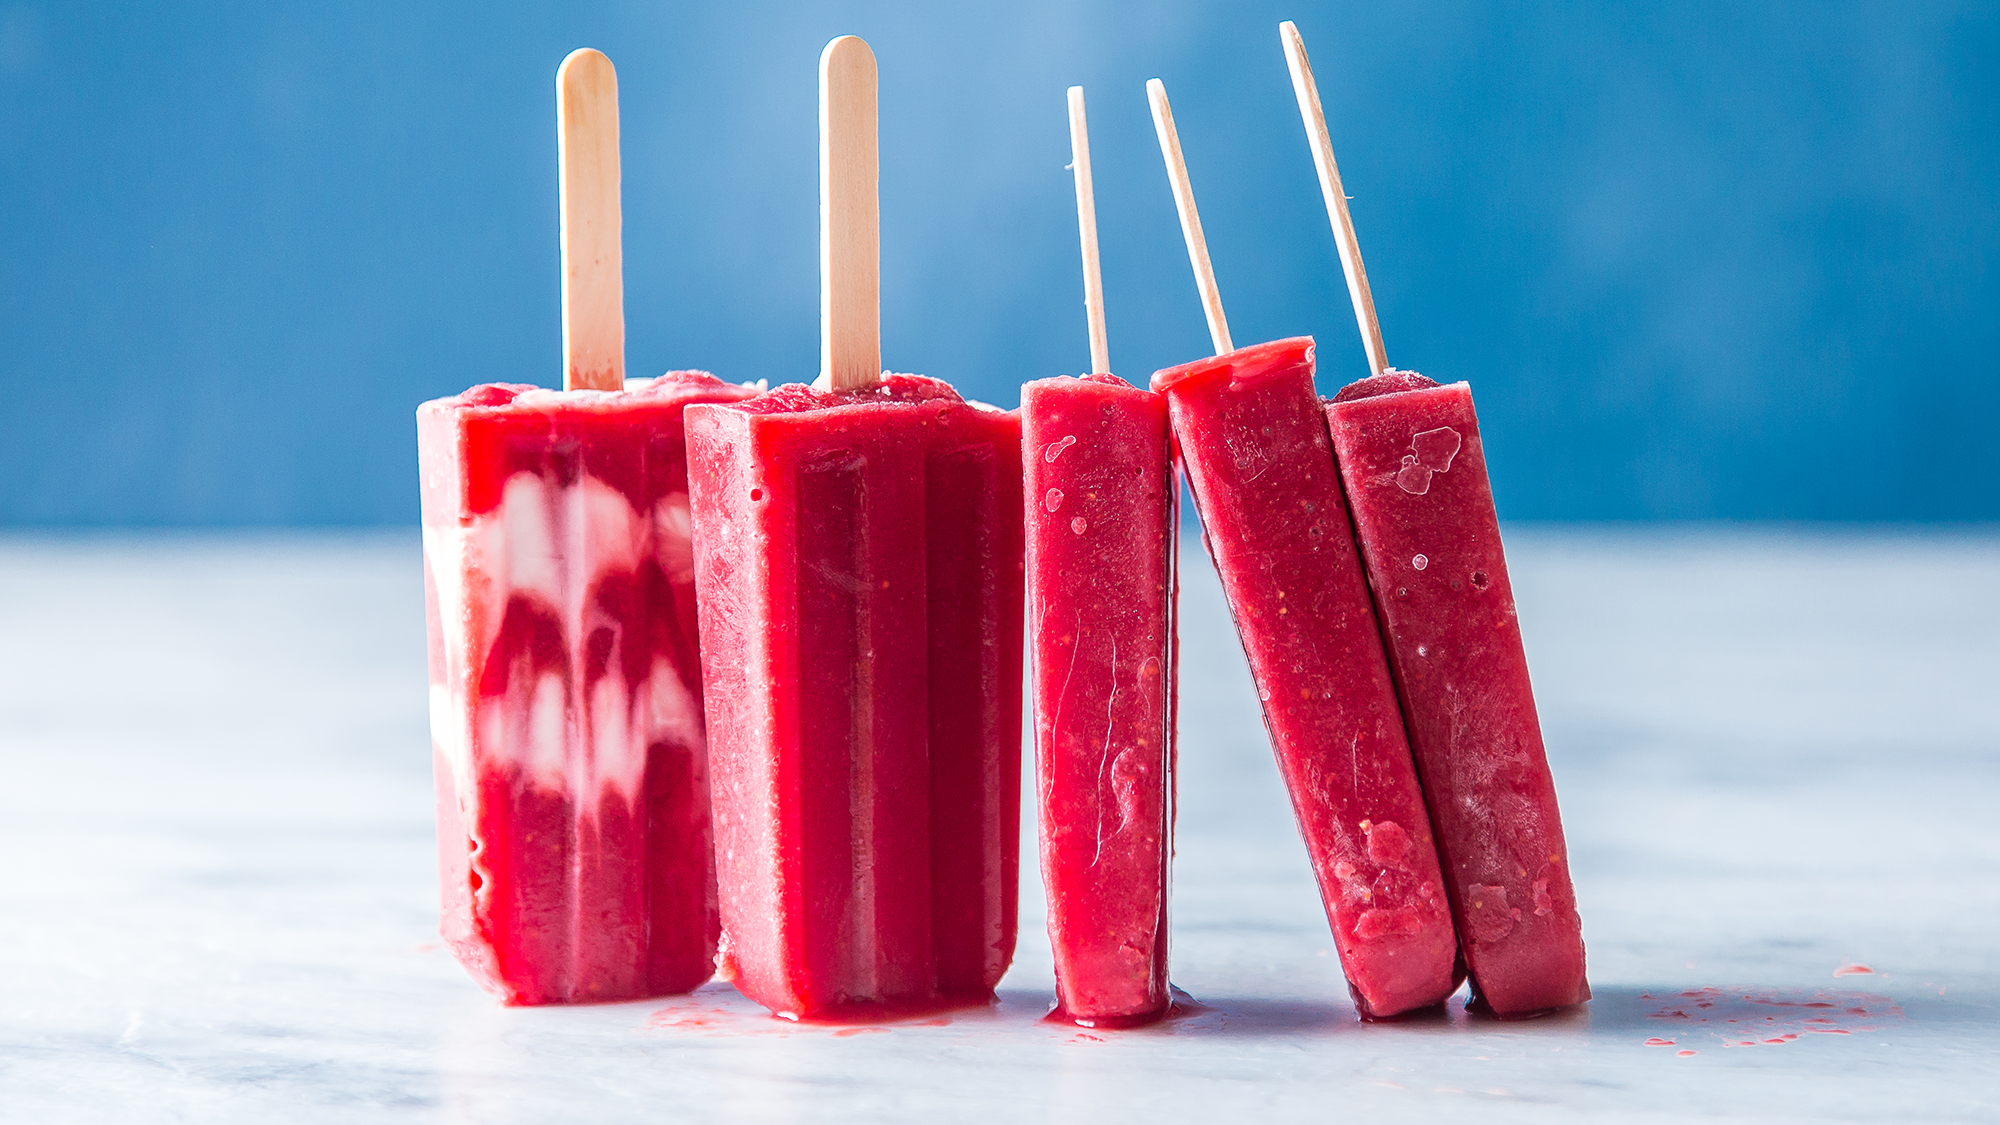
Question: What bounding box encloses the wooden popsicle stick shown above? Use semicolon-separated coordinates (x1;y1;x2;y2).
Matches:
1280;21;1389;378
557;48;625;392
1147;79;1233;357
1067;86;1111;377
821;36;881;392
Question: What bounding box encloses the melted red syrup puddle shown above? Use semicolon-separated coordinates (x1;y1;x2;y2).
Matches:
1361;993;1457;1024
1465;994;1587;1022
1645;986;1902;1049
645;1006;769;1034
1044;986;1205;1030
786;995;989;1026
645;991;980;1036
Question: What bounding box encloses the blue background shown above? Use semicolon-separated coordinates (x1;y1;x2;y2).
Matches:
2;1;1994;525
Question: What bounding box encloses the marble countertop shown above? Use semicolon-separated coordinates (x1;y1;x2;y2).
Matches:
2;527;1995;1122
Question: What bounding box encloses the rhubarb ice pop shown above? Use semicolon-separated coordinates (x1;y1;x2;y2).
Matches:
1144;80;1458;1018
1025;87;1175;1028
1325;376;1585;1016
1025;374;1174;1026
684;36;1024;1021
1284;20;1587;1016
417;49;751;1005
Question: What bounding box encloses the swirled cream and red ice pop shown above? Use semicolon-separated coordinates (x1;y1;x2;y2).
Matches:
420;374;752;1004
418;50;745;1004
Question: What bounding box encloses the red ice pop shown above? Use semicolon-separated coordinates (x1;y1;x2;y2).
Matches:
1144;80;1459;1018
417;50;750;1004
1025;375;1175;1026
1283;20;1587;1016
1024;86;1177;1029
686;37;1024;1021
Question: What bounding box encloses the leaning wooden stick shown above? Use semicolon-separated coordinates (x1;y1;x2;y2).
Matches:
1280;21;1388;378
1068;86;1111;376
820;35;881;391
1146;79;1232;356
557;48;625;392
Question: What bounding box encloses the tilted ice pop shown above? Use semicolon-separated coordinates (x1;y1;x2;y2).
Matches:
1282;21;1587;1017
1143;80;1459;1019
1023;86;1176;1028
686;37;1024;1021
419;51;750;1004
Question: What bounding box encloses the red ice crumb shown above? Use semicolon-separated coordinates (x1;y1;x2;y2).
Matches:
1464;884;1516;943
1365;820;1411;864
1833;963;1875;977
1676;1050;1697;1057
1356;906;1427;939
1645;1038;1675;1046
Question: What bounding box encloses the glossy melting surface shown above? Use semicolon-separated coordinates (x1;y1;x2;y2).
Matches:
686;375;1025;1021
1023;373;1176;1026
1151;339;1460;1019
1325;376;1589;1017
416;371;754;1004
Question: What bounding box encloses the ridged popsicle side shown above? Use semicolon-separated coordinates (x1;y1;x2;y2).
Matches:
687;376;1022;1021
